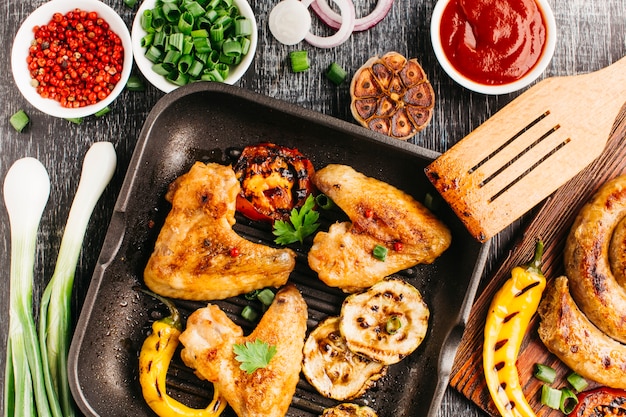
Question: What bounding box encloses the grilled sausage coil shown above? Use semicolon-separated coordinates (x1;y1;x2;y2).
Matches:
564;174;626;344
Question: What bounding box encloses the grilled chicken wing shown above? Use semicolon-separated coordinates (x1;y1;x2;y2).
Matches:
144;162;296;301
179;285;308;417
308;164;451;292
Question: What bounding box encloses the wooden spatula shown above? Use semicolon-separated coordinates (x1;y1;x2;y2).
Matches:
425;56;626;242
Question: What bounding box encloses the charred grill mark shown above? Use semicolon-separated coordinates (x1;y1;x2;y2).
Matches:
503;311;519;323
494;361;505;371
494;339;508;351
515;281;540;297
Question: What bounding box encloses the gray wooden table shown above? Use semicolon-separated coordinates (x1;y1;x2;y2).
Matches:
1;0;625;416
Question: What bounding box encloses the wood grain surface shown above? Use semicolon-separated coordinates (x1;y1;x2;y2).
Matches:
1;0;625;416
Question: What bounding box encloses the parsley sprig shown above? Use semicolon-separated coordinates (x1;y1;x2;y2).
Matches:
272;194;320;245
233;339;277;374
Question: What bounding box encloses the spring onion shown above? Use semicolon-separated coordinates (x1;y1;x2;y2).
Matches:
566;372;588;392
533;363;557;384
124;0;138;8
325;62;347;85
126;75;146;91
289;50;310;72
65;117;84;125
257;289;275;307
10;110;30;132
94;106;111;117
560;387;579;414
541;385;562;410
140;0;253;85
4;157;61;417
386;316;402;334
373;244;388;261
38;142;116;417
241;305;259;322
315;193;335;210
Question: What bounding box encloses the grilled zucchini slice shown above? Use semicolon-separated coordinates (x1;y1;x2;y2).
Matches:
321;403;378;417
340;278;429;365
302;317;387;400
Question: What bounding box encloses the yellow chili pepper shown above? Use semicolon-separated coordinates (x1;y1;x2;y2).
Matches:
483;239;546;417
139;291;227;417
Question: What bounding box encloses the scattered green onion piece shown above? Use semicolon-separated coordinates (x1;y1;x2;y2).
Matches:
234;17;252;36
257;289;275;307
386;316;402;334
145;45;164;63
244;289;261;300
94;106;111;117
10;110;30;132
566;372;589;392
124;0;138;8
141;9;154;31
177;54;194;73
241;305;259;322
373;245;388;261
326;62;347;85
162;2;181;22
424;192;442;211
560;388;579;414
167;71;190;86
315;194;335;210
533;363;557;384
178;11;194;34
141;33;154;48
152;62;175;76
541;385;562;410
65;117;84;124
290;50;310;73
168;32;184;51
186;1;206;17
126;75;146;91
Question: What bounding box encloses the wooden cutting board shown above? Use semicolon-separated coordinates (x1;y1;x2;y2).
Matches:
450;103;626;417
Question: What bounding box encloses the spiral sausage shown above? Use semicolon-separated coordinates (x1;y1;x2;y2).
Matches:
538;276;626;389
564;174;626;344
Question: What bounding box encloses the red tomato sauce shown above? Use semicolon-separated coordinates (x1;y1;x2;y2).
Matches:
439;0;547;86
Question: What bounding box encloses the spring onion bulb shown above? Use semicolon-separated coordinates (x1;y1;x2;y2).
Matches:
38;142;117;417
3;158;60;417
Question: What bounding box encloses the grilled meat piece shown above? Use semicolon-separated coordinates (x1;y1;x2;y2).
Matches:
308;164;451;292
179;285;308;417
144;162;296;301
538;276;626;389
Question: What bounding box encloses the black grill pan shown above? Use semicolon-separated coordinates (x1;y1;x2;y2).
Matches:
68;82;490;417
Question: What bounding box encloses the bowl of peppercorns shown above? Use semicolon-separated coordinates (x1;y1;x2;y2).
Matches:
11;0;133;118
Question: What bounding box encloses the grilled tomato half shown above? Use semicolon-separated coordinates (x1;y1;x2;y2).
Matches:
350;51;435;140
234;143;315;222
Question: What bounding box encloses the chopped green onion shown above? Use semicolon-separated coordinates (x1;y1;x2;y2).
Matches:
373;245;388;261
257;289;275;307
145;45;164;63
126;74;146;91
315;193;335;210
162;2;181;22
94;106;111;117
290;50;310;73
141;33;154;48
141;9;154;31
424;192;442;211
386;316;402;334
244;289;261;300
325;62;347;85
234;17;252;36
177;54;194;73
533;363;557;384
186;1;206;17
560;387;579;414
10;110;30;132
241;305;259;322
167;71;189;86
168;32;184;51
541;385;561;410
178;11;194;34
566;372;588;392
124;0;138;8
65;117;84;124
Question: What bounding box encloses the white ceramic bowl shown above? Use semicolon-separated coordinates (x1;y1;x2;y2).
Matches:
11;0;133;118
131;0;257;93
430;0;557;95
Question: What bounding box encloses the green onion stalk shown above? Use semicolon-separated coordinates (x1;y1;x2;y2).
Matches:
3;158;60;417
38;142;117;417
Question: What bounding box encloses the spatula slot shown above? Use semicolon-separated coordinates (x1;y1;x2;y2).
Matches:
488;136;571;202
468;111;550;174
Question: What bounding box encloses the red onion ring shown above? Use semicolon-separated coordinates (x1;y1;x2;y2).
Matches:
310;0;394;32
301;0;356;48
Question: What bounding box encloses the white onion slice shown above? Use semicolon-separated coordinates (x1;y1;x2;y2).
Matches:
302;0;356;48
269;0;312;45
311;0;394;32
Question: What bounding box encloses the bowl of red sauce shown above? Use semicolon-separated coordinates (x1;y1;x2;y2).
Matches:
431;0;556;95
11;0;133;118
